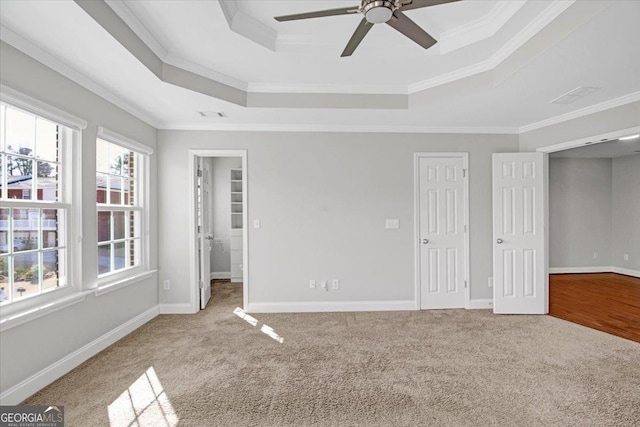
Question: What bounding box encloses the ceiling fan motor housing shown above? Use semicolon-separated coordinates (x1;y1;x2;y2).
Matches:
362;0;395;23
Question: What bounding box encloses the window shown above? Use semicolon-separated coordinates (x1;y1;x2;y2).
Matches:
96;129;150;279
0;102;73;305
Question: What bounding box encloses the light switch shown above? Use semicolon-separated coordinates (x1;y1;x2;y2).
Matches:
385;219;400;229
253;219;260;229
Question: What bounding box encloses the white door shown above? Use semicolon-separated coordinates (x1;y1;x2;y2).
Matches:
197;158;212;309
492;153;547;314
418;156;467;309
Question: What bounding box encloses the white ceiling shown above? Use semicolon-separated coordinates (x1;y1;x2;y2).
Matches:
1;0;639;131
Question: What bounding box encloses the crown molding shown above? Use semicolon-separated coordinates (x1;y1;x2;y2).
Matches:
219;0;277;51
164;54;248;92
0;25;160;127
247;82;407;95
408;0;575;94
438;0;526;54
519;91;640;134
157;122;518;134
105;0;168;60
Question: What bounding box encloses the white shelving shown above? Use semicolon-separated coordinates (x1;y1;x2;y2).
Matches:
230;168;243;282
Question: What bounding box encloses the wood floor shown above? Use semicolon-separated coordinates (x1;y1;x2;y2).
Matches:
549;273;640;343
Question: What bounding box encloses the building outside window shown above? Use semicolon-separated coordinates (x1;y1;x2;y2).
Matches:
96;132;149;279
0;102;71;305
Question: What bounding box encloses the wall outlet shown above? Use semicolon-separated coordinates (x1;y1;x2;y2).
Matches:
320;280;328;291
624;253;629;261
488;277;493;288
593;252;599;259
309;279;316;289
332;279;340;290
253;219;260;229
163;280;170;290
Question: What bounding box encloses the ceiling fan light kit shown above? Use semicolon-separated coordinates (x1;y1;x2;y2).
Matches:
274;0;462;57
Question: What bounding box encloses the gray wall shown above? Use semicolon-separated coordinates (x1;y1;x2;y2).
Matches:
519;101;640;152
549;158;612;268
208;157;242;274
0;42;158;392
612;154;640;271
158;131;519;307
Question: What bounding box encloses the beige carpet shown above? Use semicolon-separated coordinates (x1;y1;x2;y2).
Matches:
24;282;640;426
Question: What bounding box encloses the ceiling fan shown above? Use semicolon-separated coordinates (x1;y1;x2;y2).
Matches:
274;0;462;57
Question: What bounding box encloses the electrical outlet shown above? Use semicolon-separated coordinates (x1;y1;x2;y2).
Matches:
332;279;340;290
163;280;170;290
593;252;599;259
309;280;316;289
320;280;328;291
253;219;260;229
624;253;629;261
385;219;399;229
488;277;493;288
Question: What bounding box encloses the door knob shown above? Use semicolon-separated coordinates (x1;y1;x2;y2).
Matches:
205;235;215;241
422;239;429;244
496;238;503;244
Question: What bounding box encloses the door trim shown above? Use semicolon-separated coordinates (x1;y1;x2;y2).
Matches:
188;149;249;313
414;152;470;310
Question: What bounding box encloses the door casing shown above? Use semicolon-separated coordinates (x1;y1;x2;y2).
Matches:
188;149;248;313
414;152;470;310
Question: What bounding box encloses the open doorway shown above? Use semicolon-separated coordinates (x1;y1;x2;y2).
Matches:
543;131;640;341
189;150;248;313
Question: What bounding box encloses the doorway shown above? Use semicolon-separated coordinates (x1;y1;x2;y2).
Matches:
414;152;470;309
189;150;248;312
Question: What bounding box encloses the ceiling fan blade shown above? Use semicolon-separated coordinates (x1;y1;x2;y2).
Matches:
400;0;462;12
341;18;374;57
386;11;437;50
275;6;359;22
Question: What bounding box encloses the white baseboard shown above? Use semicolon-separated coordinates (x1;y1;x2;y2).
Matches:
0;305;159;406
210;272;230;280
159;303;196;314
467;299;493;309
612;266;640;278
549;266;612;274
247;300;416;313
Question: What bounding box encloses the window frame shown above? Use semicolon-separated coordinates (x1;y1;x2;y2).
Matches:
0;84;85;318
95;127;152;288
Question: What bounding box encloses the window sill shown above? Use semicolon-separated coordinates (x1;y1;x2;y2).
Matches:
95;269;157;297
0;290;92;332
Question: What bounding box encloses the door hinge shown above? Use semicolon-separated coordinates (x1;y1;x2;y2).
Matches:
197;225;201;233
197;169;202;177
464;280;467;288
199;280;204;289
463;169;467;178
464;225;467;233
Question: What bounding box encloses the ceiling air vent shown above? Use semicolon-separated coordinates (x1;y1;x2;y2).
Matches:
551;86;599;104
199;111;227;118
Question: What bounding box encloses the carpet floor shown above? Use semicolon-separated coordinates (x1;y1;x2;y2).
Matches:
24;282;640;426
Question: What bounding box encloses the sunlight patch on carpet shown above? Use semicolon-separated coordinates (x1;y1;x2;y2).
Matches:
261;324;284;343
108;366;178;427
233;307;258;326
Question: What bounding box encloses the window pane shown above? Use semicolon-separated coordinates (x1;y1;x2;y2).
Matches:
98;211;111;242
97;173;107;203
13;252;40;300
36;161;58;201
43;249;61;291
35;119;58;161
109;145;128;176
110;177;122;204
0;208;7;254
97;138;110;173
98;244;111;275
42;209;63;248
127;179;135;205
12;208;39;251
0;256;8;303
114;241;126;271
5;107;35;156
0;104;5;151
7;157;34;197
114;211;125;240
